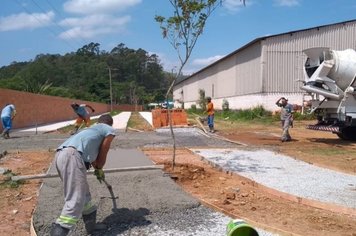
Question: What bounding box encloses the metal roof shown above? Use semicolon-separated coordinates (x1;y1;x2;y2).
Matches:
175;19;356;86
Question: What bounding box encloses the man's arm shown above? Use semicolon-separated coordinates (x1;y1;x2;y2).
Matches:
275;98;282;106
92;135;115;169
86;104;95;112
11;108;16;120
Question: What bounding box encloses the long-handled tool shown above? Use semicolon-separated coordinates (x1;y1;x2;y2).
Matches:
102;179;118;210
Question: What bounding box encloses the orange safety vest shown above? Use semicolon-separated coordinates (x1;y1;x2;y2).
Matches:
207;102;214;115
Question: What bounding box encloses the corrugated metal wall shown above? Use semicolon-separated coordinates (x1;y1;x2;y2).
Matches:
173;42;262;103
234;42;262;95
263;21;356;93
174;20;356;108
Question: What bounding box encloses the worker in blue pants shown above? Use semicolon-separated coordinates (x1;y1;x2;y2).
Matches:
1;103;16;139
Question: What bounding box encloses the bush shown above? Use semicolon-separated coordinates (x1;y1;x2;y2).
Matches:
292;111;316;120
216;105;272;121
222;99;229;111
198;89;206;109
190;104;197;112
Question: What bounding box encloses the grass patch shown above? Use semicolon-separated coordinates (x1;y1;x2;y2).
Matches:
186;105;317;130
307;148;356;156
1;170;23;188
127;112;153;131
187;105;316;124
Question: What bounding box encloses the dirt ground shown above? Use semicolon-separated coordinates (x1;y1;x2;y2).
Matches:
1;116;356;235
143;148;356;236
0;151;53;236
142;118;356;236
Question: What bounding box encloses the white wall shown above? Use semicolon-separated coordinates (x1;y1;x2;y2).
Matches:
179;93;304;112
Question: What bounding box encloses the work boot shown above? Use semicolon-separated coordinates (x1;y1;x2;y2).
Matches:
82;210;107;234
1;129;8;139
1;130;10;139
50;223;70;236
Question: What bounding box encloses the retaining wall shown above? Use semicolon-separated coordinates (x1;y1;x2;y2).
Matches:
0;88;141;131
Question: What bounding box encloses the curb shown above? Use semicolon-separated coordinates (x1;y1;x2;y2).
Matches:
199;198;301;236
30;216;37;236
200;156;356;217
187;130;356;217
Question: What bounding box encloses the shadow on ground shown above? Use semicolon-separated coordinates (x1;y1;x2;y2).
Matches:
87;208;151;236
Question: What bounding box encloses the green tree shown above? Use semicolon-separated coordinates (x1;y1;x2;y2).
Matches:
0;42;169;104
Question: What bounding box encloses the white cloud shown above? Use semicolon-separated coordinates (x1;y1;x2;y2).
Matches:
274;0;300;7
0;11;54;31
63;0;142;15
60;14;130;28
192;55;225;67
223;0;246;12
59;14;130;39
152;52;225;76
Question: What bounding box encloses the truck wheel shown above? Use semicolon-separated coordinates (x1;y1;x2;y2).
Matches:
337;127;356;140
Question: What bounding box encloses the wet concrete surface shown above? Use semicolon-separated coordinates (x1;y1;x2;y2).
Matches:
1;128;253;236
34;169;217;235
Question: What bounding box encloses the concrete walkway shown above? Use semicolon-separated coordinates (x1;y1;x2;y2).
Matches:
190;148;356;211
139;111;153;126
112;112;131;130
25;117;275;235
18;115;102;132
17;112;132;132
35;147;275;236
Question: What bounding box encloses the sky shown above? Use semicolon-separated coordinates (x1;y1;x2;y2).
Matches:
1;0;356;75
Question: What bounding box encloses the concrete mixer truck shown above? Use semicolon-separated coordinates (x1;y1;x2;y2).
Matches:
301;47;356;140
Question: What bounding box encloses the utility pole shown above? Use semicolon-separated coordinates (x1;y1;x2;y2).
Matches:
108;67;113;112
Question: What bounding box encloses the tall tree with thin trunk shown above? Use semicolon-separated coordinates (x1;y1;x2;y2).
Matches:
155;0;245;169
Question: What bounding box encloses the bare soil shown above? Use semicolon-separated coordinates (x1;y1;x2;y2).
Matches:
142;117;356;236
143;148;356;236
0;151;53;236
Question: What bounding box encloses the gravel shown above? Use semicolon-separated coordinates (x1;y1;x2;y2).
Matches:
191;148;356;209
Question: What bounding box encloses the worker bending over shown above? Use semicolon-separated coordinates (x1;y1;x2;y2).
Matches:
70;102;95;134
50;114;115;236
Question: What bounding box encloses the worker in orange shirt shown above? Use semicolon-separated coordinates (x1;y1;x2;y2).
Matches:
206;97;215;133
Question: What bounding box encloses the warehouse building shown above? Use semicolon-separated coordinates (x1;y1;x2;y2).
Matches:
173;19;356;111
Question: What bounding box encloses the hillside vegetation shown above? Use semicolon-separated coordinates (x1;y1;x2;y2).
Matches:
0;42;173;105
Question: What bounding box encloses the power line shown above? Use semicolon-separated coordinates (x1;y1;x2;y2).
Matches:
29;0;85;49
44;0;88;46
13;0;78;52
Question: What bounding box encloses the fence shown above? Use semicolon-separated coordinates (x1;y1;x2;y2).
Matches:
0;88;142;131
